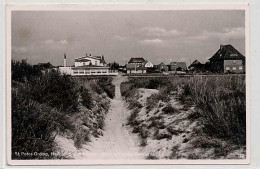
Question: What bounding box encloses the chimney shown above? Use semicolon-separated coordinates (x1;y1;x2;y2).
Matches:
64;53;67;67
90;54;92;57
220;44;223;50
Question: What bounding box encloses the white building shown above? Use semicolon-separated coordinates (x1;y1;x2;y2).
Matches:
143;60;154;68
74;54;106;67
59;53;118;76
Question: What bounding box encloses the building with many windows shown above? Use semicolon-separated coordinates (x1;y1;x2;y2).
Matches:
59;53;118;76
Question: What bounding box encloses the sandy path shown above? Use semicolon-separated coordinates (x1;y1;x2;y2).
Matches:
84;75;144;159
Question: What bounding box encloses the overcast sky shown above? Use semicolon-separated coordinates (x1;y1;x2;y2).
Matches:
12;10;245;66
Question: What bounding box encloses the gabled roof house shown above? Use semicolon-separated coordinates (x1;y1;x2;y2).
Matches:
128;57;146;66
209;44;245;73
188;60;203;71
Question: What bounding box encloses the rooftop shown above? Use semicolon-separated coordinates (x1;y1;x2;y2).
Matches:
209;44;245;61
128;57;146;63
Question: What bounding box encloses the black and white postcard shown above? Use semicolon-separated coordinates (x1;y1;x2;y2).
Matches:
6;4;250;165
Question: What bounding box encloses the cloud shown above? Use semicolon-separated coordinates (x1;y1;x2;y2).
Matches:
12;46;28;53
222;27;245;39
113;35;127;41
189;27;245;41
43;39;54;44
138;27;185;37
59;40;68;44
139;39;163;45
42;39;68;45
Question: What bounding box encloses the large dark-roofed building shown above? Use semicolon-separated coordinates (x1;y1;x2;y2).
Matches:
209;44;245;73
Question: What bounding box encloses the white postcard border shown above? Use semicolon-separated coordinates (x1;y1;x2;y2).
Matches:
5;4;250;165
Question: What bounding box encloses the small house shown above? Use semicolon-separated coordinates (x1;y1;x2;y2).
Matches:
143;60;154;68
155;62;169;73
188;60;204;72
169;62;187;74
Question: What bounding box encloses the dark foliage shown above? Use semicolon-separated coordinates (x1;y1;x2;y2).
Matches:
127;109;139;126
91;77;115;98
12;89;72;159
12;60;42;82
28;70;79;112
146;154;159;160
79;86;93;109
162;104;179;114
11;60;113;159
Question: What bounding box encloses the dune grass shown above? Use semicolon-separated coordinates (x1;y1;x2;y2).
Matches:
11;60;115;159
121;75;246;145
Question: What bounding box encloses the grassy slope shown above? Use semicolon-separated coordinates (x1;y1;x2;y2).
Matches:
11;60;115;159
121;76;246;159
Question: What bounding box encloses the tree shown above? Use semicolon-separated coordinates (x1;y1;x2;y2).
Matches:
109;61;119;70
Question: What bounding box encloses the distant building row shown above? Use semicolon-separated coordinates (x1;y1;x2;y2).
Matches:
58;44;245;76
126;44;245;74
126;58;187;74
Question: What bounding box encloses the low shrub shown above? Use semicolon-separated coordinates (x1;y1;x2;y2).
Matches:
74;127;91;149
148;118;164;129
155;132;172;140
127;109;139;126
97;118;105;130
91;83;103;95
139;127;149;139
169;145;180;159
187;153;200;159
146;93;170;111
191;137;223;149
128;100;143;110
79;86;93;109
140;138;147;147
120;82;134;98
146;154;159;160
98;77;115;98
166;127;183;135
162;104;179;114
